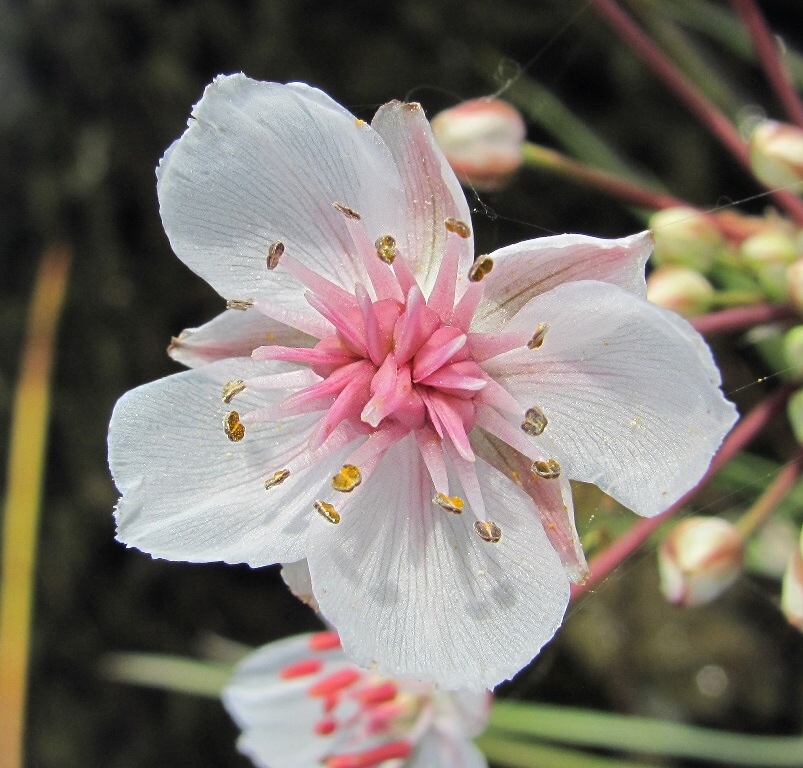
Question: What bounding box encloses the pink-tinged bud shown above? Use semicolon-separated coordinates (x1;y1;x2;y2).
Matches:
431;98;526;191
646;266;714;317
783;327;803;383
658;517;744;606
649;207;724;271
749;120;803;191
786;258;803;311
781;545;803;631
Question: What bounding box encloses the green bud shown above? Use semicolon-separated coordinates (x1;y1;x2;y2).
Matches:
646;266;714;317
650;207;724;271
749;120;803;191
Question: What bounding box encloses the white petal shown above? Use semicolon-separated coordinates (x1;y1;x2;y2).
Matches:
410;730;488;768
306;434;570;690
281;560;319;611
472;430;588;584
109;358;351;565
157;75;406;306
483;280;738;517
372;101;474;294
222;634;353;768
168;308;315;368
473;231;653;331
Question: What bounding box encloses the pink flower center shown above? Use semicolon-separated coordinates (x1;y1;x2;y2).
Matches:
226;206;551;537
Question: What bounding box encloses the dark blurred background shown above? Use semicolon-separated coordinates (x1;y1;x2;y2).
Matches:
2;0;803;765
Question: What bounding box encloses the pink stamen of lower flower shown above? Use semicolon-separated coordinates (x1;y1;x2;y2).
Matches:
280;658;324;679
393;287;440;365
309;631;342;652
279;252;359;312
447;445;487;521
390;246;420;297
423;390;475;461
314;717;338;736
354;681;399;707
252;342;358;372
450;281;484;330
306;291;368;357
411;326;467;381
475;403;549;462
325;740;413;768
308;668;363;698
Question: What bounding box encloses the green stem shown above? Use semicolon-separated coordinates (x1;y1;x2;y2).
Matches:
477;733;656;768
487;701;803;766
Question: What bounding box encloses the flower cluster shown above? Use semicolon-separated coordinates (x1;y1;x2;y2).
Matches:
108;75;735;697
222;631;490;768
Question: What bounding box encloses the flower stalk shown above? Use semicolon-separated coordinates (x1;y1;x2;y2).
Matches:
589;0;803;224
730;0;803;129
691;303;799;336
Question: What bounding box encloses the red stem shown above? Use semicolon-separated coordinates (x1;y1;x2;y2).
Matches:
588;0;803;225
730;0;803;129
691;303;799;335
572;385;794;598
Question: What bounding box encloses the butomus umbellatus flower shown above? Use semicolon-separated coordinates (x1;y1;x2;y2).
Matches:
222;631;490;768
108;75;737;689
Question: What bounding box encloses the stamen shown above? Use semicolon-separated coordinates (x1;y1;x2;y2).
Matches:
415;427;450;492
521;406;548;436
315;717;337;736
332;464;362;492
333;201;361;220
446;444;487;519
266;240;284;270
309;631;341;651
309;668;362;697
265;468;291;489
527;323;550;349
280;658;323;679
468;331;528;363
325;740;413;768
221;379;245;404
444;217;471;238
375;235;397;264
468;255;494;282
474;520;502;543
314;500;341;524
450;282;484;330
226;299;254;311
532;458;561;479
476;404;547;459
355;681;398;706
223;411;245;442
433;492;464;514
426;233;461;321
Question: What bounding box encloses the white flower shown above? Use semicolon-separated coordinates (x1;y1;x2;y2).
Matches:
222;631;490;768
108;75;737;689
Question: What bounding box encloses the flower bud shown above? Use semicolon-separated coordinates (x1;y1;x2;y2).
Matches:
431;98;526;191
780;545;803;631
649;207;724;271
646;266;714;317
658;517;744;606
786;387;803;445
749;120;803;191
740;229;799;301
783;326;803;382
786;258;803;312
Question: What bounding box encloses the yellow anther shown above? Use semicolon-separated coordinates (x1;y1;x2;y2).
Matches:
375;234;398;264
223;411;245;442
354;118;366;127
468;255;494;282
333;201;361;220
521;406;548;436
226;299;254;311
332;464;362;493
433;492;464;514
527;323;550;350
314;500;341;524
267;240;284;270
222;380;246;404
444;217;471;238
265;468;290;490
474;520;502;543
532;458;561;479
